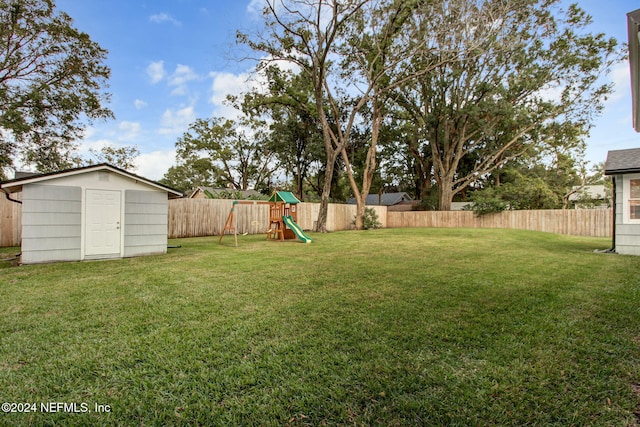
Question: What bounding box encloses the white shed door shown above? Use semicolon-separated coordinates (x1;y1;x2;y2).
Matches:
85;189;121;257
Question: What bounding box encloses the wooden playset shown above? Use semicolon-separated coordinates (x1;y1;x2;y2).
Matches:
219;191;312;246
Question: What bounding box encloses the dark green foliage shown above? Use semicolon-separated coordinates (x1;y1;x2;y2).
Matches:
203;189;267;200
352;206;382;229
390;0;621;210
159;157;217;193
0;0;113;173
469;174;562;215
87;144;139;170
467;187;509;215
238;66;326;199
469;154;586;215
171;117;275;192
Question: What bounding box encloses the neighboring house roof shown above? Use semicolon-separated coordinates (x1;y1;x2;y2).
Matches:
604;148;640;175
189;187;262;199
347;192;413;206
568;185;608;201
0;163;183;198
269;191;301;204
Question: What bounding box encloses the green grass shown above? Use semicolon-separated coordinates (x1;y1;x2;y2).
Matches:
1;228;639;426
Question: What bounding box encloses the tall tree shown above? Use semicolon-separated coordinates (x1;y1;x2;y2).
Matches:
175;117;275;191
87;144;139;171
239;0;369;231
393;0;621;210
241;0;448;229
160;157;217;193
0;0;113;175
239;66;325;199
337;0;433;227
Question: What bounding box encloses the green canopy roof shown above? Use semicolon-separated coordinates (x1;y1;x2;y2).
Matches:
268;191;300;204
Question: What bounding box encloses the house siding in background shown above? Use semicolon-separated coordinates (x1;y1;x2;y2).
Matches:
605;148;640;256
612;173;640;255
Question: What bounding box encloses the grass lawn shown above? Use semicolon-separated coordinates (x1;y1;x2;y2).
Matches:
1;228;640;426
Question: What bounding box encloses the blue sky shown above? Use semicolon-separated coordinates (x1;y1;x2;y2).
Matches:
54;0;639;180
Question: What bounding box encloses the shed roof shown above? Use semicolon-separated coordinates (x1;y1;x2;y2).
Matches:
268;191;300;204
604;148;640;175
0;163;183;197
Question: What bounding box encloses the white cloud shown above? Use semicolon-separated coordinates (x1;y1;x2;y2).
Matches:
76;122;143;158
149;13;181;27
607;61;629;104
209;71;260;119
118;121;142;141
78;138;115;154
159;106;196;135
135;150;177;181
69;124;175;179
147;61;166;84
246;0;264;15
209;71;252;104
134;99;148;110
80;126;97;140
169;65;198;86
169;64;200;96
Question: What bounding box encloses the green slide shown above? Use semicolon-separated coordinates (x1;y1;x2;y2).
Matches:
282;215;312;243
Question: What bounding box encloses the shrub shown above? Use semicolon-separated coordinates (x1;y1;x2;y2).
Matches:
353;207;382;229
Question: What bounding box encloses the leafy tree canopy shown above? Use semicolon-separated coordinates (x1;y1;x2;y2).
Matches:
0;0;113;176
87;144;139;171
170;116;276;192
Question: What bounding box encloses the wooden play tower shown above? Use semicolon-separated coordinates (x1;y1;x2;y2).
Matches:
267;191;301;241
219;191;311;246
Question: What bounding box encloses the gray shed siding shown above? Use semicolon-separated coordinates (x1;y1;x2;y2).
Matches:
123;190;168;257
21;184;82;264
614;175;640;255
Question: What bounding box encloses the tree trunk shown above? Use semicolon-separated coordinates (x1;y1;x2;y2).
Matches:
344;98;380;230
437;174;454;211
315;152;337;232
355;200;366;230
316;189;330;232
295;162;303;200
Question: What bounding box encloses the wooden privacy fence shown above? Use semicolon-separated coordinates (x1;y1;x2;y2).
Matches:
0;193;21;247
386;208;613;238
166;199;610;239
167;199;387;238
0;195;612;246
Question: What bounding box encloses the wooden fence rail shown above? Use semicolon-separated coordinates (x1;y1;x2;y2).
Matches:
386;208;613;237
166;200;387;238
0;195;612;247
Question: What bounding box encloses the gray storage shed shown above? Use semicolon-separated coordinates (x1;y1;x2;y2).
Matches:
604;148;640;255
0;164;182;264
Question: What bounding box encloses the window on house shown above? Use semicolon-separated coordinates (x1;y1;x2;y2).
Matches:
631;178;640;220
